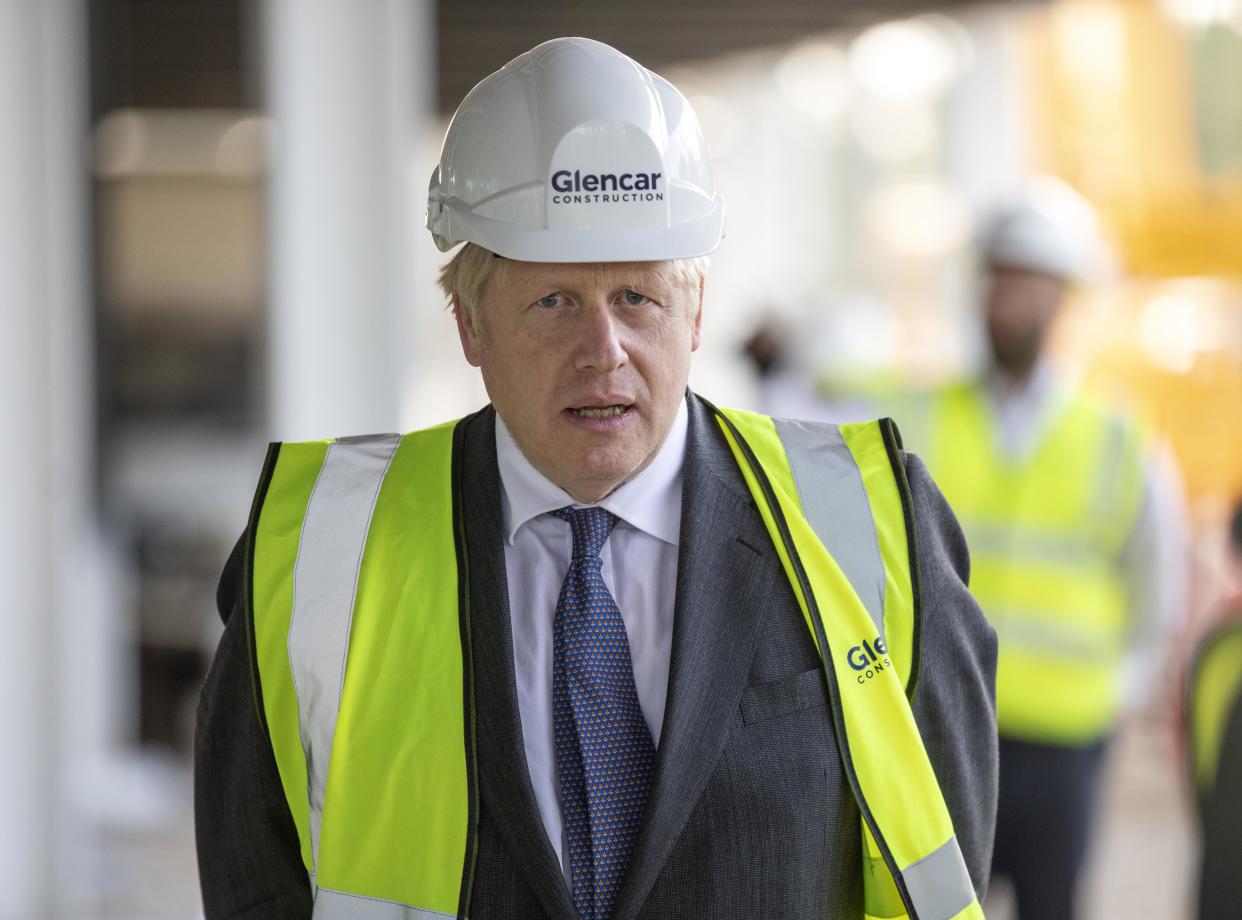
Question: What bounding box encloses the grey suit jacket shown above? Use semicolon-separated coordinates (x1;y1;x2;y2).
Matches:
196;392;998;919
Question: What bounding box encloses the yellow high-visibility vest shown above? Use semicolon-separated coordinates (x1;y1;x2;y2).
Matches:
247;406;982;920
924;382;1146;744
1187;619;1242;805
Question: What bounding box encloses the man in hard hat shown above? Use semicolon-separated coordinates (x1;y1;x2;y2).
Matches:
195;38;998;920
911;185;1187;920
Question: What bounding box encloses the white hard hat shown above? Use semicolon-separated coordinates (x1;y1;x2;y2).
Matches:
427;37;724;263
979;176;1103;282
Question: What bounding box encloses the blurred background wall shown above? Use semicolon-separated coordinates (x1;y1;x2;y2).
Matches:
3;0;1241;916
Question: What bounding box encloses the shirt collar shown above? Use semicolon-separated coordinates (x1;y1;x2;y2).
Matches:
984;357;1061;407
495;398;687;548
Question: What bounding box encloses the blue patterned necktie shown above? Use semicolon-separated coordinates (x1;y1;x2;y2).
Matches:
551;506;656;920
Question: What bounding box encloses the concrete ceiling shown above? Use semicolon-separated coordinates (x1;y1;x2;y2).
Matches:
89;0;1037;116
436;0;1029;112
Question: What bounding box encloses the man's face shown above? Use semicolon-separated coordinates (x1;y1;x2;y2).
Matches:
983;265;1065;380
455;259;703;503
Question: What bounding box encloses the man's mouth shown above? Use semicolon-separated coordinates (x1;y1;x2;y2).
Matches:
567;404;632;418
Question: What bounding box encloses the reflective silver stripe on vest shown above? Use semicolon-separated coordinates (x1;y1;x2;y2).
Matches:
314;886;459;919
900;834;975;920
289;434;402;865
1087;411;1128;534
773;417;886;636
959;520;1103;570
1089;411;1141;557
987;608;1115;661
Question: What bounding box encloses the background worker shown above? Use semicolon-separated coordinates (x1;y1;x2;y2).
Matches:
1185;500;1242;920
195;38;998;920
912;183;1188;920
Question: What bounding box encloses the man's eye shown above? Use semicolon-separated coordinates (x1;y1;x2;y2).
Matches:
537;293;565;309
622;290;650;306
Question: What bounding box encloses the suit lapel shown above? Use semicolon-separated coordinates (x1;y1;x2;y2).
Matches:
459;408;578;920
611;394;781;920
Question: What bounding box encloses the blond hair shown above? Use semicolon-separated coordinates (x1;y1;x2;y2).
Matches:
437;242;710;325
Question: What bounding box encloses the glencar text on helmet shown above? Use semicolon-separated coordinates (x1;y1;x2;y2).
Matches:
550;169;665;204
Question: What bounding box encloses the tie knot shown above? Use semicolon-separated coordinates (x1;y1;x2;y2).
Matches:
553;506;618;559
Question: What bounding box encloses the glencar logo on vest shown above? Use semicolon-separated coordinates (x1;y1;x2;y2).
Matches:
848;636;891;684
550;169;665;204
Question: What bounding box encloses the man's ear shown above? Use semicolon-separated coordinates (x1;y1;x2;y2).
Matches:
453;295;484;367
690;278;705;352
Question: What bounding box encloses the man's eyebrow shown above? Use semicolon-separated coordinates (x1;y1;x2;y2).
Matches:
617;275;675;290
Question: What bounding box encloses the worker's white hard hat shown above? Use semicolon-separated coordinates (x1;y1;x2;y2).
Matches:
979;177;1104;282
427;37;724;263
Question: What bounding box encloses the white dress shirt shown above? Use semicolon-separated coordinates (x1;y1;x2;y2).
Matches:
984;361;1065;460
494;400;686;875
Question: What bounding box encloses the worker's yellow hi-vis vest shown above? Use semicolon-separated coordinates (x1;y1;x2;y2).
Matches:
1187;620;1242;805
925;382;1146;744
246;406;981;920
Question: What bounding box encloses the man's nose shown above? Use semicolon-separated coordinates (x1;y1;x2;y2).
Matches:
574;302;627;372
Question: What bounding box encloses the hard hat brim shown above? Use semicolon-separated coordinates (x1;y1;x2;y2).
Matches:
431;198;725;263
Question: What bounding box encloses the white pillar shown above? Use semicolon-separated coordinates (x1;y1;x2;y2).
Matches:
0;1;91;917
263;0;428;441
